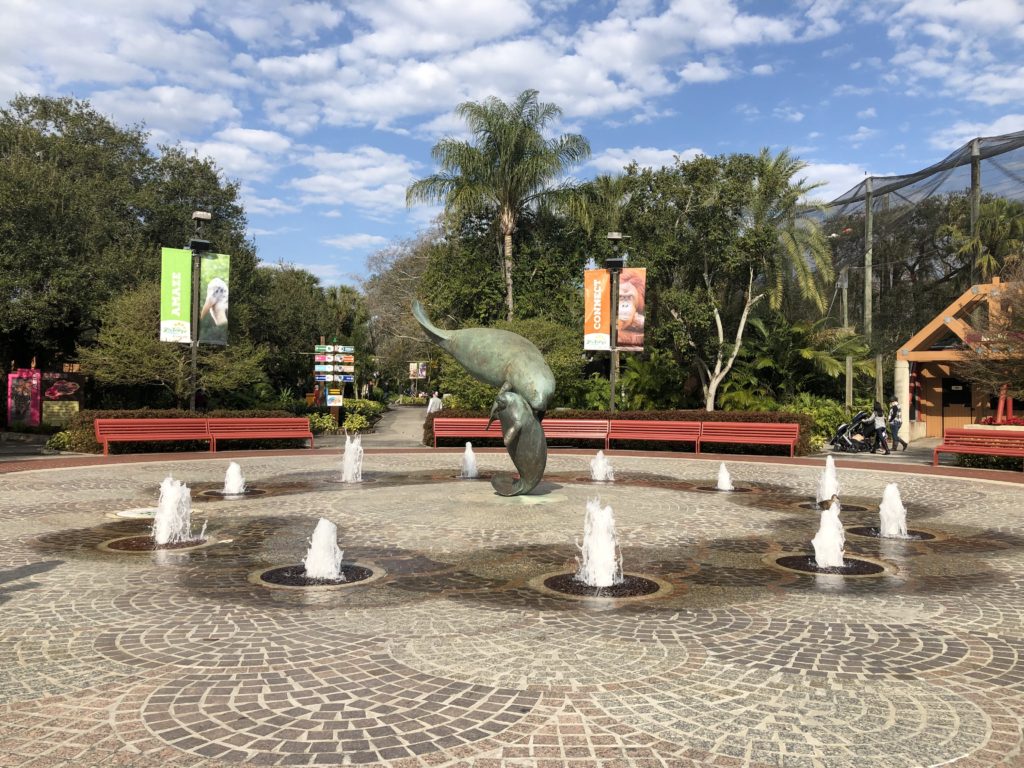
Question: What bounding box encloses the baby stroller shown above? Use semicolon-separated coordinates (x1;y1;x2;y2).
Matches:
829;411;874;452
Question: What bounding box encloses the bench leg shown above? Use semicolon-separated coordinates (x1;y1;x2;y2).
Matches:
211;439;217;453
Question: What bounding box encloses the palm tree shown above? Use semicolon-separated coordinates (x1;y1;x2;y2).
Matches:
406;89;590;319
745;148;834;312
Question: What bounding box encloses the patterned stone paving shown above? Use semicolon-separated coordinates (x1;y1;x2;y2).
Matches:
0;452;1022;767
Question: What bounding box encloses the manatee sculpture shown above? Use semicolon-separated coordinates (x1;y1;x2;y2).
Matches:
412;301;554;419
412;300;554;495
487;391;548;496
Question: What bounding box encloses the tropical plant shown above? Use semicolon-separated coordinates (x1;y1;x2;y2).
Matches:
406;89;590;319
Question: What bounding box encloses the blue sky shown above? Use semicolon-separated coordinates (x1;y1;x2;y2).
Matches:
4;0;1023;286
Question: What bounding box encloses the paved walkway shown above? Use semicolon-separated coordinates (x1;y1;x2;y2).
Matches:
0;415;1022;767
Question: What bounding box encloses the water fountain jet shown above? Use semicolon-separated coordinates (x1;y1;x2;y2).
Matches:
716;463;734;491
303;518;344;580
590;451;615;482
460;442;479;479
341;434;364;483
816;455;839;504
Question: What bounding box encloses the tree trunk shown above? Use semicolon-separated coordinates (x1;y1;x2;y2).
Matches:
503;230;515;320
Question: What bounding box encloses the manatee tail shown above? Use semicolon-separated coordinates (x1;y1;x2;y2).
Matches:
490;473;530;497
412;300;452;346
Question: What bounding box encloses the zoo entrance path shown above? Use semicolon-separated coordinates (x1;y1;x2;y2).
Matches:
0;411;1022;767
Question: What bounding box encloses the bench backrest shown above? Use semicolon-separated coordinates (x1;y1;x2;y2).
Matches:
433;418;495;436
543;419;609;438
608;419;700;439
94;418;209;439
700;421;799;441
942;428;1024;445
206;417;311;433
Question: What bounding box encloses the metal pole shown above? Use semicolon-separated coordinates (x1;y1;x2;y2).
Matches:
609;267;620;414
841;266;852;409
970;138;981;284
189;246;200;412
863;178;873;342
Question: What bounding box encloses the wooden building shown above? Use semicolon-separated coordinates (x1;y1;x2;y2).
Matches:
895;278;1014;439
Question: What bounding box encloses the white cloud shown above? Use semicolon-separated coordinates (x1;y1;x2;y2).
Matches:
857;107;877;118
679;59;731;83
846;125;878;145
588;146;703;173
243;194;300;216
88;86;240;135
323;233;389;250
773;106;805;122
292;146;418;214
801;162;873;203
929;114;1024;149
751;63;774;76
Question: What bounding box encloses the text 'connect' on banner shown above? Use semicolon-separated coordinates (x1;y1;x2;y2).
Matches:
583;269;610;350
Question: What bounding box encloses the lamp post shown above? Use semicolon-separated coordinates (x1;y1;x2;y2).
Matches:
605;232;629;414
188;211;212;412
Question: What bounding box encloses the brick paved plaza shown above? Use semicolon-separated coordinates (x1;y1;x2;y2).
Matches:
0;451;1021;767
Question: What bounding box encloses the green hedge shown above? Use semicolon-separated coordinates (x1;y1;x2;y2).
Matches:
60;408;300;454
425;408;815;456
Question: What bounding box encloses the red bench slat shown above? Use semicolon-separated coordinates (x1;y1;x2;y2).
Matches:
698;422;800;457
933;428;1024;466
94;418;211;456
543;419;609;445
607;420;700;450
207;418;314;451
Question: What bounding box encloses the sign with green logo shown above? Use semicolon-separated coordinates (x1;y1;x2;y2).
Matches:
160;248;192;343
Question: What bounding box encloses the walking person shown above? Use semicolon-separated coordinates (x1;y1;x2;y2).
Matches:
426;391;443;417
870;401;891;455
888;398;909;451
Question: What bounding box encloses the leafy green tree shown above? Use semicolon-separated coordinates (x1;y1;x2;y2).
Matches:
406;89;590;320
247;265;331;392
622;150;834;410
0;94;258;374
77;283;268;407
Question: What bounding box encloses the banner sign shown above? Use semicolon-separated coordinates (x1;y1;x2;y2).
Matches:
617;267;647;352
408;362;428;380
160;248;192;343
583;269;611;350
198;253;230;345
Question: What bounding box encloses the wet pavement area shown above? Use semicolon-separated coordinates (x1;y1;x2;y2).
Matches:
0;450;1022;767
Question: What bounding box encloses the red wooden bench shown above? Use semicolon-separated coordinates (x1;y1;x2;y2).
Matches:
207;417;314;451
933;428;1024;467
607;420;701;451
542;419;610;447
697;422;800;456
431;417;610;447
94;418;211;456
432;417;499;447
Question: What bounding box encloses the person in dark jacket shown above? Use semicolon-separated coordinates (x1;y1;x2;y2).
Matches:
870;401;891;455
887;398;908;451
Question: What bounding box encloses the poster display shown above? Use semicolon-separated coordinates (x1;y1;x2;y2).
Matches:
198;253;230;345
41;372;85;427
159;247;192;343
616;267;647;351
6;369;42;427
408;362;428;379
583;269;610;350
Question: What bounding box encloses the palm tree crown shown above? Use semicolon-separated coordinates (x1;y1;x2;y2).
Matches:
406;89;590;319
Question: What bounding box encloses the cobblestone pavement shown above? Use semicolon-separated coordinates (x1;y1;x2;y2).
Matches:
1;452;1022;768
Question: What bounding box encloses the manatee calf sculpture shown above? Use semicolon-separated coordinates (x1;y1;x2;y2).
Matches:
486;391;547;496
412;300;554;495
